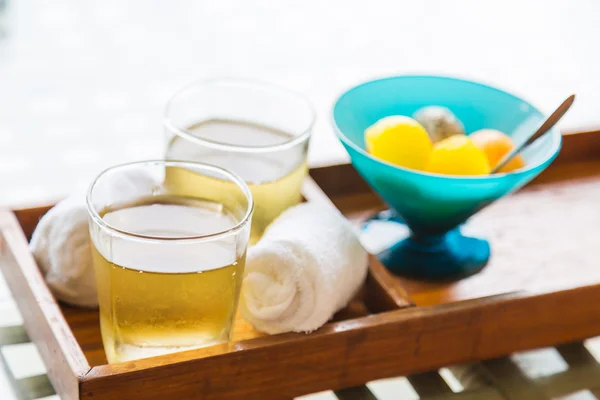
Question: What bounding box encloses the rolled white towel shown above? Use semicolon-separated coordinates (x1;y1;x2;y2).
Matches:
29;195;98;308
240;202;368;334
29;168;160;308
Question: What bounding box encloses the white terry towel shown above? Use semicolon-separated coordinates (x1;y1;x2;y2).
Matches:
240;202;369;334
29;168;159;308
30;195;98;308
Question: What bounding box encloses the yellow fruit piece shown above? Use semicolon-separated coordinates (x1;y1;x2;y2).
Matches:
426;135;491;176
365;116;432;170
470;129;525;173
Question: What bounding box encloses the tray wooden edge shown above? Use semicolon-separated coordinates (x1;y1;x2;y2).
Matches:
12;204;55;241
0;209;90;400
553;129;600;165
78;283;600;399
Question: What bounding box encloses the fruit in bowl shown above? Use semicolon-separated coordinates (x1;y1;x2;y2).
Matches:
426;135;490;175
470;129;525;173
364;116;432;171
414;105;465;143
364;111;525;176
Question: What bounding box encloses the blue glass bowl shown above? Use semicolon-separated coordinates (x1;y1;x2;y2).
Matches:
332;75;561;280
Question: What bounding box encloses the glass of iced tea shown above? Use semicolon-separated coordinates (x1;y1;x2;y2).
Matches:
86;160;253;363
164;78;315;244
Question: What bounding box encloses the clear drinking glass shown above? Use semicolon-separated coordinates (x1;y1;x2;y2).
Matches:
86;160;253;363
164;78;315;244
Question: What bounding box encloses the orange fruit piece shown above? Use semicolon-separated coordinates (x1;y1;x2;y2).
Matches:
470;129;525;173
365;116;433;171
425;135;490;176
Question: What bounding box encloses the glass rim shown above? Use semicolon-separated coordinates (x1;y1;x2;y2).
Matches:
86;160;254;243
163;77;316;154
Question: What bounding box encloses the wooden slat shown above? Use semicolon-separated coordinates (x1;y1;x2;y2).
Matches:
334;386;377;400
448;363;493;391
556;342;598;367
0;350;57;400
0;326;28;346
423;387;505;400
481;357;546;400
407;371;453;397
17;374;55;400
526;343;600;399
535;368;600;399
0;211;89;400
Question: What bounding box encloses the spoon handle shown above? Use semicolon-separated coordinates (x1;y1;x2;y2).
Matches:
491;94;575;174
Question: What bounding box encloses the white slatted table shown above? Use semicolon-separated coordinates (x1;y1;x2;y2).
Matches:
2;0;600;398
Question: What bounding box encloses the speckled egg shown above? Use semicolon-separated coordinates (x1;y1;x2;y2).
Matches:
413;106;466;143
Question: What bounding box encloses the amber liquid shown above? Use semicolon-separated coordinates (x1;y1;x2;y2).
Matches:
91;196;245;363
165;119;307;243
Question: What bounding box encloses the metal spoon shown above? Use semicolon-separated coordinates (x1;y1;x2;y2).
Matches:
491;94;575;174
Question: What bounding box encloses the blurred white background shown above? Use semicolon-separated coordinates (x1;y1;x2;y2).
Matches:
1;2;600;399
0;0;596;205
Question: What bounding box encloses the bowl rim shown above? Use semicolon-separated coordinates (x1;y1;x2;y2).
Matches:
331;74;562;181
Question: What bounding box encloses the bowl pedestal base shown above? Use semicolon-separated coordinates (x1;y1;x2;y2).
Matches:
378;226;490;281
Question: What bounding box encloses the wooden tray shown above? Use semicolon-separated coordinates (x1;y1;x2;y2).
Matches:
2;130;600;399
